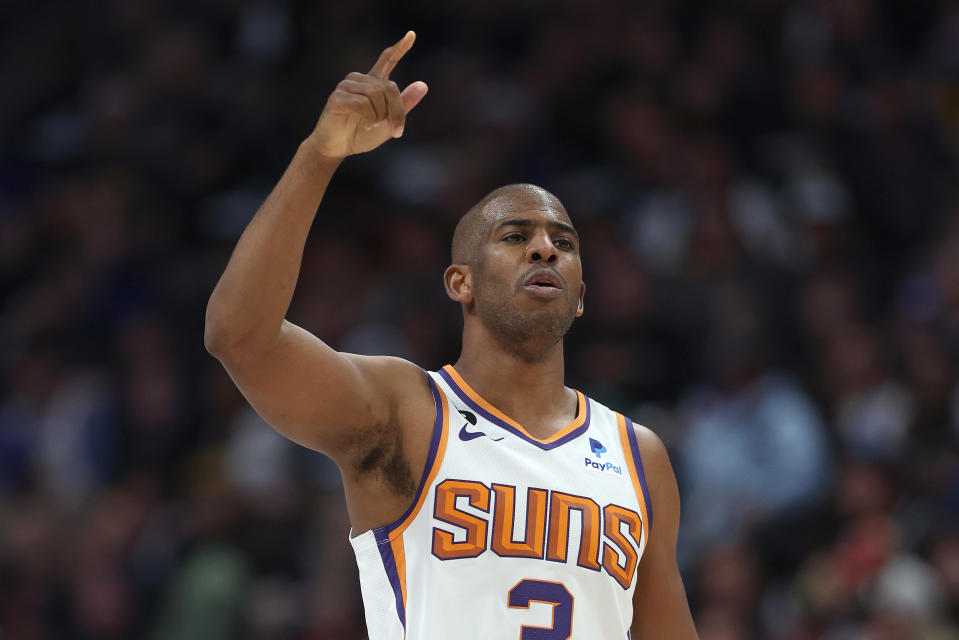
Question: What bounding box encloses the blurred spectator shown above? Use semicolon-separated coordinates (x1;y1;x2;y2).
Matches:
679;284;831;567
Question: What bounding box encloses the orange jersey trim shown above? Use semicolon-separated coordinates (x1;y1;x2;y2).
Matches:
441;365;587;444
617;413;650;549
389;386;450;541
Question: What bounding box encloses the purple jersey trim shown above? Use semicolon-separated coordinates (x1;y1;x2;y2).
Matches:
438;367;591;450
370;373;446;630
373;527;405;629
624;417;653;529
379;374;445;537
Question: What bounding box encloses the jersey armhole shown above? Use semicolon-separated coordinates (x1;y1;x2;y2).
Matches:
616;413;653;549
378;371;450;541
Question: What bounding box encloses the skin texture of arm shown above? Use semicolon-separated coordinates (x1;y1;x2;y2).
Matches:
203;136;420;460
204;34;433;531
631;425;699;639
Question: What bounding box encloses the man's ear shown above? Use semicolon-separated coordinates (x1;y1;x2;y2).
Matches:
444;264;473;304
575;281;586;317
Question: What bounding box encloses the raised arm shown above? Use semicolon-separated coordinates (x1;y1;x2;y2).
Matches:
204;32;430;465
631;425;699;639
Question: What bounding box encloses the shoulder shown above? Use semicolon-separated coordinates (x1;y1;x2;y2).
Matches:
338;355;436;480
628;420;698;636
630;422;668;465
345;354;433;403
627;420;677;502
337;354;435;448
364;354;436;423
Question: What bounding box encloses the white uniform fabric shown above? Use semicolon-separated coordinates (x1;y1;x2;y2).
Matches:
350;366;653;639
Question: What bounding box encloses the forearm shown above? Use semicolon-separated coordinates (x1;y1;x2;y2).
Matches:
206;31;426;355
205;137;341;353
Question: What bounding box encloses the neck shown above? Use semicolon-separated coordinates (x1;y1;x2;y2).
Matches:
453;319;572;434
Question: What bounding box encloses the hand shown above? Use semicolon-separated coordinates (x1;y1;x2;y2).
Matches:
307;31;429;160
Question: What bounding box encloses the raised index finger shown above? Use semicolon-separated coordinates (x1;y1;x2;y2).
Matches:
369;31;416;79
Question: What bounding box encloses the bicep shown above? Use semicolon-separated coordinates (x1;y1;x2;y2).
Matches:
212;319;412;461
631;427;698;639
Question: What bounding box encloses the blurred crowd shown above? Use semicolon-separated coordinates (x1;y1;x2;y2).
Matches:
1;0;958;638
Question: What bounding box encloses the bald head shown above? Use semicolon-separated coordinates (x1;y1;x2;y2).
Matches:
451;184;568;265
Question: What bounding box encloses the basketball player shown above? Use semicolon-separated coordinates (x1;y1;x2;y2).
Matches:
205;32;697;639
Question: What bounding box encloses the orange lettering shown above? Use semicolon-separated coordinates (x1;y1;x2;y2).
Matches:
491;485;548;559
546;492;601;570
602;504;641;589
431;480;490;560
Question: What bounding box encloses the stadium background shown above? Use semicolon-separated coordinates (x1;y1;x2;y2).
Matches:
2;0;958;638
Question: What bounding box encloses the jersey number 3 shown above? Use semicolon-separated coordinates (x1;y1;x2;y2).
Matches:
507;579;573;639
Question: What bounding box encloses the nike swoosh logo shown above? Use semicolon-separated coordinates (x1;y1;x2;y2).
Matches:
458;423;504;442
459;424;486;441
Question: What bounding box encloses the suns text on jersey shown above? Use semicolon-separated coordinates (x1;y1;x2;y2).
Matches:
430;479;643;589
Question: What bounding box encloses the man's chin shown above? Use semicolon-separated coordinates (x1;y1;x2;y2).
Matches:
517;307;577;336
475;293;576;345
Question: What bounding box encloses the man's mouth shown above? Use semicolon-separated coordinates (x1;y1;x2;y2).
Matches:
522;270;564;298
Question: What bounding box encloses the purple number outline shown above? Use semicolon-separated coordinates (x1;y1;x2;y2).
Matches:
507;579;574;640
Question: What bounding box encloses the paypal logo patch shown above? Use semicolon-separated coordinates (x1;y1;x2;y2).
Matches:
589;438;607;458
585;457;623;475
586;439;621;475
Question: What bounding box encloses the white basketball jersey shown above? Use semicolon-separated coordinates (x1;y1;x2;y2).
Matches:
349;365;653;639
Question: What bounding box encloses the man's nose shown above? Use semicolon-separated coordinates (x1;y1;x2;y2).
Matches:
525;230;558;264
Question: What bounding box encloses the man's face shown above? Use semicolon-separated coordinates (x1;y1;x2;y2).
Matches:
470;190;585;354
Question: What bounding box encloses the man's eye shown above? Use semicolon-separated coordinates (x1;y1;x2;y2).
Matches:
554;237;574;249
504;233;525;242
